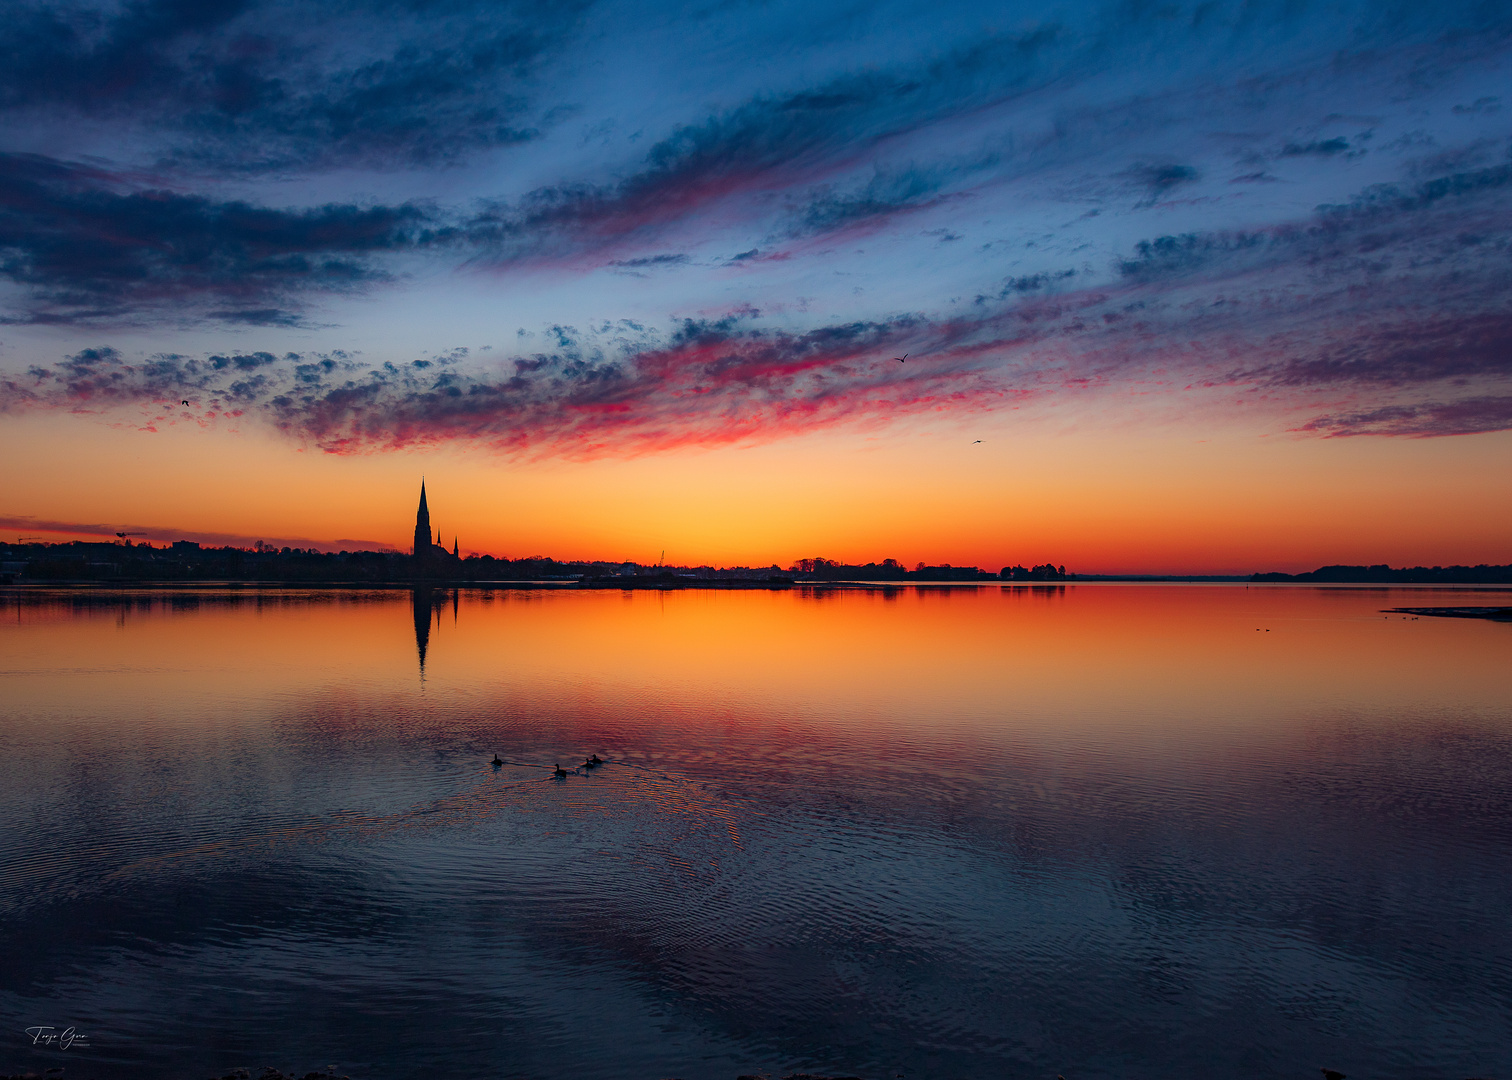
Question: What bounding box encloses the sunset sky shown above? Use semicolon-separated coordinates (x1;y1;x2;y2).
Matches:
1;0;1510;572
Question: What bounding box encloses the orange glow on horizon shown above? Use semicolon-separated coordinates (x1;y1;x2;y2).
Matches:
2;406;1511;574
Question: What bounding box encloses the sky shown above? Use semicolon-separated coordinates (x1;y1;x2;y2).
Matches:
0;0;1509;572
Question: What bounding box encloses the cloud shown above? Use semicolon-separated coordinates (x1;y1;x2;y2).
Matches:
1297;396;1512;437
0;0;576;171
0;513;392;551
1116;232;1269;281
1322;163;1512;218
6;149;1512;450
784;164;974;238
1279;138;1351;157
206;307;313;327
4;0;1506;329
0;15;1074;322
1109;163;1512;303
0;152;433;323
0;345;347;414
452;1;1512;268
464;26;1074;260
1257;314;1512;388
0;313;1009;456
3;4;1511;448
1123;163;1202;202
975;270;1080;305
1452;97;1500;115
608;254;690;269
606;253;692;276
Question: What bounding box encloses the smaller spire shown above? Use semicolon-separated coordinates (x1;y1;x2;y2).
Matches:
453;536;459;557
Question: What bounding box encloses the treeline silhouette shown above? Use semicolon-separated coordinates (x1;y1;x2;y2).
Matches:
1;540;1070;584
1251;563;1512;584
787;558;1067;581
3;540;407;583
0;540;749;583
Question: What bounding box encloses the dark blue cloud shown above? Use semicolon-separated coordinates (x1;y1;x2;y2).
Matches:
1280;138;1351;157
0;152;432;323
209;351;280;371
1298;396;1512;437
1124;163;1201;199
0;0;577;170
974;270;1079;306
785;165;973;237
1116;232;1268;281
607;253;691;275
460;0;1512;262
8;129;1512;444
464;26;1076;258
4;0;1512;450
608;254;689;268
206;307;311;327
1115;162;1512;287
1452;97;1500;115
1260;314;1512;388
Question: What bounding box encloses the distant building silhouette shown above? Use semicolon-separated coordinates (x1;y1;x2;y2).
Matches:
412;480;460;572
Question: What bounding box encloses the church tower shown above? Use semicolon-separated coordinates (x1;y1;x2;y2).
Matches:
413;481;432;558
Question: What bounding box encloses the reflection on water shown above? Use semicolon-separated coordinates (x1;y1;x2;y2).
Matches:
414;587;432;675
1;584;1510;1080
411;587;458;679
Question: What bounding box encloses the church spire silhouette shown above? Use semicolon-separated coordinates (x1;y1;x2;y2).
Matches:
413;480;432;558
411;479;459;577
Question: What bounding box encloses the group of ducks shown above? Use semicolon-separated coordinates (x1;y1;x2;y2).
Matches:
559;753;604;777
489;753;603;777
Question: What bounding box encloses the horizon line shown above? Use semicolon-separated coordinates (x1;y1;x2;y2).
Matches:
5;529;1508;580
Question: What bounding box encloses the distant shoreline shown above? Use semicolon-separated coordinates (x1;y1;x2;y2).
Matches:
8;541;1509;588
3;578;1512;591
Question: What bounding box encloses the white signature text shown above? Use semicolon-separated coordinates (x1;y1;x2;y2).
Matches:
25;1025;91;1049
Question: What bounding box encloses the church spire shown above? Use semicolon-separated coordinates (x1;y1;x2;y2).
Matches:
413;479;432;558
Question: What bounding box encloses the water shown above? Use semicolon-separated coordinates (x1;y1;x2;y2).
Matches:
1;584;1510;1080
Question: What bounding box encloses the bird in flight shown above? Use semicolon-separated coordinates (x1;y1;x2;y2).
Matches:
895;353;907;363
972;439;982;444
181;400;189;405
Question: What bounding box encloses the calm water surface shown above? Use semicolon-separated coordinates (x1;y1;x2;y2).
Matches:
1;584;1510;1080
